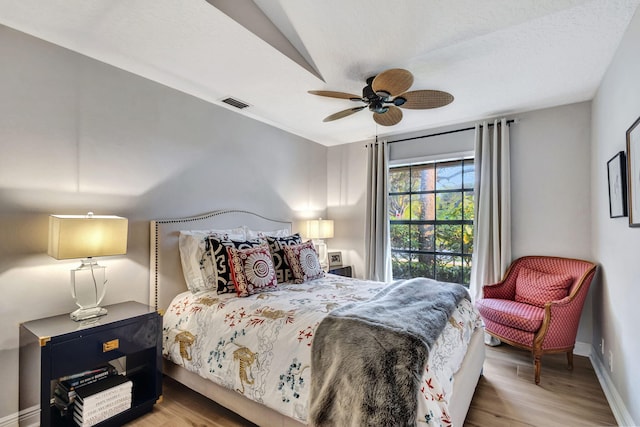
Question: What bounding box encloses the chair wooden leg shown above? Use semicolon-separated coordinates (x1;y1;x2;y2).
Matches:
567;351;574;371
534;354;541;385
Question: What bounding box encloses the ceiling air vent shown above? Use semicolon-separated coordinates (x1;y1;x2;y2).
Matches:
221;97;250;110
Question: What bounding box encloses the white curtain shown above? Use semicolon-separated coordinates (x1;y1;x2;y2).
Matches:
469;118;511;301
365;141;393;282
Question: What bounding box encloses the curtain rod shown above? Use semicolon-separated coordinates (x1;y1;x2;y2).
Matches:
387;119;515;145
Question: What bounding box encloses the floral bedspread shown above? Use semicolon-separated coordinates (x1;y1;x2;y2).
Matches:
162;275;481;426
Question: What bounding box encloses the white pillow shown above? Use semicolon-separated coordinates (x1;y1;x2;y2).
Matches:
178;228;246;293
244;226;291;240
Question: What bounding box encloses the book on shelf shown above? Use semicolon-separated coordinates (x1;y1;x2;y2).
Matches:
73;375;132;427
53;365;119;418
58;365;115;383
73;399;131;427
59;364;117;392
53;395;74;421
74;374;131;403
74;395;131;426
56;365;117;402
75;392;132;413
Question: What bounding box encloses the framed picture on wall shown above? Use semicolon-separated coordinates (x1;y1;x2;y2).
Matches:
626;115;640;227
607;151;627;218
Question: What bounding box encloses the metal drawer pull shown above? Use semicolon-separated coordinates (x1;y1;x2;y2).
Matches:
103;339;119;352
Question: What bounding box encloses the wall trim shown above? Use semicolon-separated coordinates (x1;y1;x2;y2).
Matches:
590;345;636;427
574;341;591;357
0;404;38;427
0;412;16;427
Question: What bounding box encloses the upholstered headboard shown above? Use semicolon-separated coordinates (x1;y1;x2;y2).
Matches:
149;209;292;312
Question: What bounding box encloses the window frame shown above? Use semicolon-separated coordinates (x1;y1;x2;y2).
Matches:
388;153;475;285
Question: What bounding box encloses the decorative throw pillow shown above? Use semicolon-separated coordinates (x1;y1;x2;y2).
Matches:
265;234;302;283
514;267;573;307
245;227;291;240
283;240;325;284
178;228;246;293
227;245;278;297
207;237;265;294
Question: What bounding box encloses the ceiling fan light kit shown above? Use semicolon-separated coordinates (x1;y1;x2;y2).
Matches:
309;68;453;126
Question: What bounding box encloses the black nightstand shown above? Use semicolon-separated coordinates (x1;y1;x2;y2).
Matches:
328;265;352;277
19;301;162;427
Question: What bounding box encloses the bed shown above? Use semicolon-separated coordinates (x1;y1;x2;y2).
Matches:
150;209;485;427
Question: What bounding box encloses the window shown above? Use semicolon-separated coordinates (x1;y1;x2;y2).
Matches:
389;159;474;285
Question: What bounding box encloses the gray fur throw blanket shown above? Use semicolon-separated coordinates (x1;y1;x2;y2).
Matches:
309;278;470;427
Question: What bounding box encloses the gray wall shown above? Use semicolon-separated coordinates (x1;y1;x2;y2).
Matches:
591;5;640;424
510;103;592;262
510;102;593;345
0;25;327;422
327;101;594;340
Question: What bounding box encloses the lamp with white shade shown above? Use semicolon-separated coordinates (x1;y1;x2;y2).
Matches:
305;218;334;270
48;212;128;321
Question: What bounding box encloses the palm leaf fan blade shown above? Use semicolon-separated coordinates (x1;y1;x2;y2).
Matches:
323;106;366;122
308;90;361;100
372;69;414;96
399;90;454;109
373;106;402;126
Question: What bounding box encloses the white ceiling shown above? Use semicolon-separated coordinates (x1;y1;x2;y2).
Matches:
0;0;638;146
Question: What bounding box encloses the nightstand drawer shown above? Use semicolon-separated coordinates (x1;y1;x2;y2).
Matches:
50;316;158;378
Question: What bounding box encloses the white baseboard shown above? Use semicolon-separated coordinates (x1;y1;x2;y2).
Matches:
0;412;17;427
574;340;591;357
0;405;38;427
589;344;636;427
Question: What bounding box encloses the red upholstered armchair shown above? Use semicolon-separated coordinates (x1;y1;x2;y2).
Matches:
475;256;597;384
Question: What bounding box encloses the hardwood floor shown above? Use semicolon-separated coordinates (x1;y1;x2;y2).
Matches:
127;344;616;427
125;376;256;427
464;345;616;426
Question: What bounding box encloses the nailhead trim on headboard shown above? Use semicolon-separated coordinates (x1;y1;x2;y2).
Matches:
150;209;292;311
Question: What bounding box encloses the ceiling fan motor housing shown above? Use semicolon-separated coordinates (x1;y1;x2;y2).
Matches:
363;78;394;113
369;100;389;114
362;83;377;101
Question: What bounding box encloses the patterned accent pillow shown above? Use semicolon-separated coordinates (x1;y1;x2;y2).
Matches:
245;227;291;240
178;228;246;293
207;237;265;294
227;245;278;297
514;267;573;307
265;234;302;283
283;240;325;284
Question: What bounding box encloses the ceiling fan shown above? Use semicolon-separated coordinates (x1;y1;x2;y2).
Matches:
309;68;453;126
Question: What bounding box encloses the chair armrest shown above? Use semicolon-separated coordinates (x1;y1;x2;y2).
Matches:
537;296;584;350
536;267;596;351
482;280;514;300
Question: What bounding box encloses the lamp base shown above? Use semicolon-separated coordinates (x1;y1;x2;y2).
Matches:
70;259;109;322
312;239;329;272
70;306;108;321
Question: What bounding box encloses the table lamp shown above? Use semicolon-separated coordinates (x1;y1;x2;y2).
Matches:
48;212;128;321
305;218;334;270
